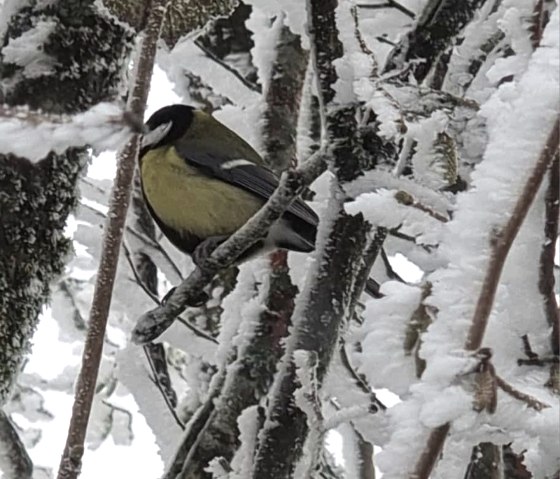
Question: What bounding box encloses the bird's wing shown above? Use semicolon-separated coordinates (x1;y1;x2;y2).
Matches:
175;145;319;227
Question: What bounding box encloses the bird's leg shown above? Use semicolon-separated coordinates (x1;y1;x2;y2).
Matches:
192;235;229;268
160;286;208;307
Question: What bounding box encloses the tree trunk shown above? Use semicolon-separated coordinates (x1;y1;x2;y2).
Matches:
0;0;133;404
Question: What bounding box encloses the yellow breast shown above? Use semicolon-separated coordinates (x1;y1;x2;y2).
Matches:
140;146;264;239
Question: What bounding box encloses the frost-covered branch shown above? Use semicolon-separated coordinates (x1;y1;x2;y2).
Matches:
383;0;489;82
464;118;559;351
132;150;329;344
394;191;450;222
0;411;32;479
539;155;559;355
103;0;237;49
163;369;226;479
495;375;550;411
412;115;559;479
261;20;309;173
57;2;169;477
251;1;379;475
0;103;139;161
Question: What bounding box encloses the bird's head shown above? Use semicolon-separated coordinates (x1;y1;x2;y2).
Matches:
141;104;195;151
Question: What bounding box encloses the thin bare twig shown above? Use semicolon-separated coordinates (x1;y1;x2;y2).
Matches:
539;155;559;355
143;347;185;429
56;3;169;478
412;118;560;479
340;344;387;411
357;1;415;18
164;370;227;479
394;190;450;223
381;248;406;283
193;38;262;94
122;241;161;304
80;200;184;283
350;5;378;76
496;375;550;411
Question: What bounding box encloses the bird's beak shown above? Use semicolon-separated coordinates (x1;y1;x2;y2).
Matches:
140;122;172;149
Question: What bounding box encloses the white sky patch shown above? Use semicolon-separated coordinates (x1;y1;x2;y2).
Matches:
389;253;424;283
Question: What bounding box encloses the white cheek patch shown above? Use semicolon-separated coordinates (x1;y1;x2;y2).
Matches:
141;122;172;149
221;159;253;170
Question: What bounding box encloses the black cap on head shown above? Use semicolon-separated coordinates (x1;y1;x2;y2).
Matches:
142;104;195;150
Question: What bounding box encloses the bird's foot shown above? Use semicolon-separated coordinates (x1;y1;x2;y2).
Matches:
192;235;228;268
161;286;209;308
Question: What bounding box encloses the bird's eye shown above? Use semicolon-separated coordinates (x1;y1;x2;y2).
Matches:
141;121;172;149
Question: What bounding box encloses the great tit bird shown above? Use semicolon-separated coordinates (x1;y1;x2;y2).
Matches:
139;104;382;298
139;104;318;267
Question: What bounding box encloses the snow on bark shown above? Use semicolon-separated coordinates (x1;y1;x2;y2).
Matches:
2;19;56;78
0;103;136;161
0;0;134;408
376;7;560;477
228;406;261;479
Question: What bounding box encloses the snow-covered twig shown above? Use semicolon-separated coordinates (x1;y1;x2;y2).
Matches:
464;118;559;351
394;190;450;223
412;118;560;479
495;376;550;412
293;350;325;479
131;148;329;344
163;369;226;479
350;5;378;76
0;411;32;479
384;0;488;82
0;102;140;162
529;0;546;49
56;2;170;478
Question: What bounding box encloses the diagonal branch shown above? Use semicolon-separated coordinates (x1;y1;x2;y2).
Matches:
0;410;32;479
539;154;559;355
383;0;490;82
131;149;329;344
56;2;169;478
412;117;560;479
